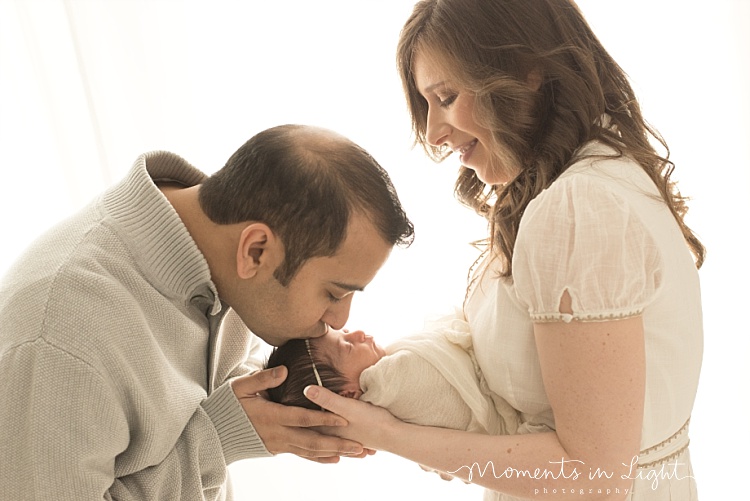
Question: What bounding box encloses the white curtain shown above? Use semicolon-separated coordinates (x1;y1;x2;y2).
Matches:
1;1;748;499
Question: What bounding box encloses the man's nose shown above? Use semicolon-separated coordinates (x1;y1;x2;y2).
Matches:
321;296;353;331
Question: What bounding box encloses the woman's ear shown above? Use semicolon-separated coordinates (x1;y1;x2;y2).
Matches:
338;388;364;400
236;223;278;280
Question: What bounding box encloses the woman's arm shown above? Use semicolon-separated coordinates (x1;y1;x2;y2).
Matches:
305;315;645;501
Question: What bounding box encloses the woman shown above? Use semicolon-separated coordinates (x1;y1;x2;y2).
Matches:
305;1;704;499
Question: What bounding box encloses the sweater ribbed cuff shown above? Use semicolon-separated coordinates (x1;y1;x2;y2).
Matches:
202;382;272;464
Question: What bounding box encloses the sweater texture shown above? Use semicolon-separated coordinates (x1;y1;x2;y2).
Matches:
0;152;271;500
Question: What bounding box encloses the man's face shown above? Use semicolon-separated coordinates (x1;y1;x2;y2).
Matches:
238;214;393;347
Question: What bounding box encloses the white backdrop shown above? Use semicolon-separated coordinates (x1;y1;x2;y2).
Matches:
1;1;748;499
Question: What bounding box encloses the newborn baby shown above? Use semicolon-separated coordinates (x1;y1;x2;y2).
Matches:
265;314;519;435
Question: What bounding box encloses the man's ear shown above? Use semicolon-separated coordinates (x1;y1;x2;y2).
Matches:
236;223;278;280
338;388;363;400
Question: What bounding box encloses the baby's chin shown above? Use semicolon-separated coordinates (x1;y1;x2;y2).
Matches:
374;343;387;360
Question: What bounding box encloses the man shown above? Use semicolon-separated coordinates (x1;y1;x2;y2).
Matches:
0;124;414;500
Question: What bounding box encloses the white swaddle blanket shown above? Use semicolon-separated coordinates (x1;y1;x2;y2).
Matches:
359;313;520;435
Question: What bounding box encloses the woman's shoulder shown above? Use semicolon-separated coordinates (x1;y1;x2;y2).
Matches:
528;141;659;217
513;141;670;321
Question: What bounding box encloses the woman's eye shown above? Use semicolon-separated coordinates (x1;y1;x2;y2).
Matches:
328;293;342;303
439;94;457;107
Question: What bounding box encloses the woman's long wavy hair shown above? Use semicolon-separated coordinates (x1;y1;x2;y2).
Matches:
397;0;705;277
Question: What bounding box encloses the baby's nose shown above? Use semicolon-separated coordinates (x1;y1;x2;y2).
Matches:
344;330;367;343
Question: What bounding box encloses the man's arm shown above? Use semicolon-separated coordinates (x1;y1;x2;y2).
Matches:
1;339;130;500
1;339;246;501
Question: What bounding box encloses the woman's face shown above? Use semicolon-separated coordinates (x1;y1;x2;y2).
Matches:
312;329;386;396
413;52;513;185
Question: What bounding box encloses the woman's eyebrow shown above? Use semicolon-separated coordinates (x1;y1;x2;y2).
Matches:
423;81;447;94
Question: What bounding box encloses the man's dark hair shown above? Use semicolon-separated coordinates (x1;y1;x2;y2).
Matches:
199;124;414;285
265;339;348;409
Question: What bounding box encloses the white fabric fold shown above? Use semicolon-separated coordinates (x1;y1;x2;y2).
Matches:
360;312;519;435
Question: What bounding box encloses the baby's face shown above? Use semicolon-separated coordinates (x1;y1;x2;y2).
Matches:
312;329;385;386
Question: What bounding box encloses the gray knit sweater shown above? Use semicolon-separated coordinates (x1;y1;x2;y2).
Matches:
0;152;271;500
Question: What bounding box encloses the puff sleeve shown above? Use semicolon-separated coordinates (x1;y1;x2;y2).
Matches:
512;174;663;322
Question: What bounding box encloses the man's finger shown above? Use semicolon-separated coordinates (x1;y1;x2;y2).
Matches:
418;464;455;482
272;404;348;429
341;449;373;459
282;431;363;457
302;456;341;465
232;366;288;396
243;397;347;428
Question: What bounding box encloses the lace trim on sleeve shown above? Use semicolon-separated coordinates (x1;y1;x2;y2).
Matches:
531;307;644;324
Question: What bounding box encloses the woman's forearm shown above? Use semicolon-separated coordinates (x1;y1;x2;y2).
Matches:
305;386;635;501
380;422;633;500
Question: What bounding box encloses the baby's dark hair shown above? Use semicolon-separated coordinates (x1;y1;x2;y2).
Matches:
265;339;349;409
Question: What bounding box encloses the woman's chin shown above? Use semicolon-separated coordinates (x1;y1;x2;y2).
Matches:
473;169;504;186
468;164;513;186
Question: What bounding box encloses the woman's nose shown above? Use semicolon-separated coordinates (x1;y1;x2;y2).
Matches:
425;108;450;146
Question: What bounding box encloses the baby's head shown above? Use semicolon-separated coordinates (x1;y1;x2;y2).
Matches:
266;329;386;409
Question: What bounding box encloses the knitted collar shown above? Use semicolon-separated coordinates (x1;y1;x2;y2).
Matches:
102;151;222;315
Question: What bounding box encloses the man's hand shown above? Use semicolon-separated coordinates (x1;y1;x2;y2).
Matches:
231;366;367;464
419;464;466;482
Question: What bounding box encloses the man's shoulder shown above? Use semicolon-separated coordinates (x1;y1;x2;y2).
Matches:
0;206;152;352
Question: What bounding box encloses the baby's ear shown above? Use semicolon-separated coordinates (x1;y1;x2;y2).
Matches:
338;389;363;399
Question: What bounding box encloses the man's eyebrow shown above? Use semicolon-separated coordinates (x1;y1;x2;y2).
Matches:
330;281;365;293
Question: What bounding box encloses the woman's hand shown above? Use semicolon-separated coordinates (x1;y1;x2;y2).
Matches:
303;385;400;450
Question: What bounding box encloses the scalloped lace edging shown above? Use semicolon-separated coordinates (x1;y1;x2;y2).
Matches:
637;419;691;469
530;308;644;323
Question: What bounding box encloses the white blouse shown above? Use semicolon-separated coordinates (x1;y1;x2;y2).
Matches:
464;141;702;499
